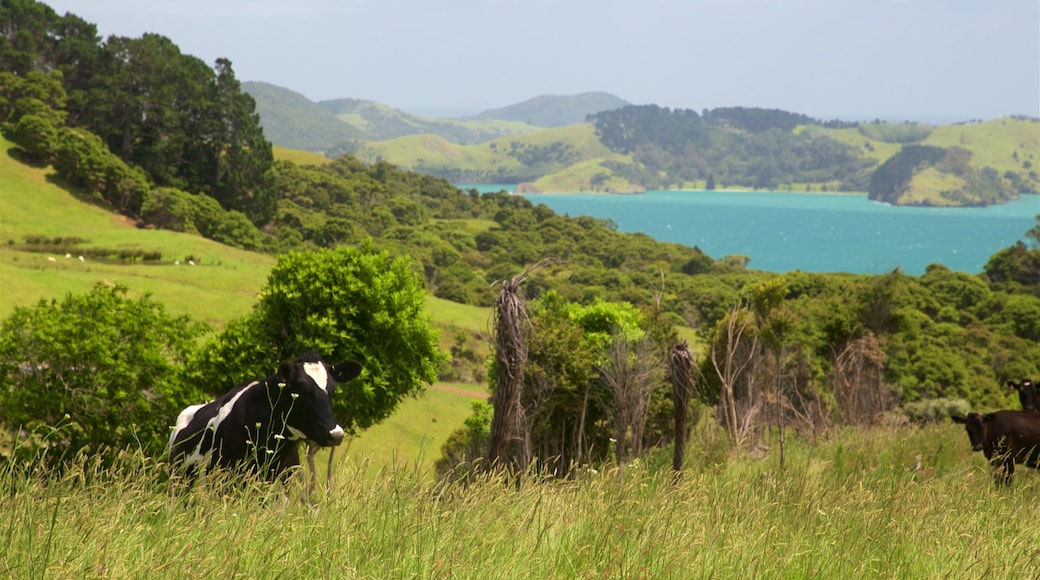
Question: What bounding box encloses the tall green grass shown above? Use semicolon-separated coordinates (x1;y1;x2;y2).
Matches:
3;423;1037;577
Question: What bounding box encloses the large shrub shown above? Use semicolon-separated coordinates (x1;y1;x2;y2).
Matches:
185;243;447;433
0;283;208;462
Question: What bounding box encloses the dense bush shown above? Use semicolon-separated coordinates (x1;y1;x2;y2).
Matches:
184;243;447;433
0;283;208;463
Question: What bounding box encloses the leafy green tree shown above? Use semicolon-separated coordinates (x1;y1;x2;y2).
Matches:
185;243;446;433
8;113;57;162
208;58;276;225
0;283;208;462
140;187;201;233
53;126;110;194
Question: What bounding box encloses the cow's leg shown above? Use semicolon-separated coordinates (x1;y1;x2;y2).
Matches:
306;442;319;500
270;444;301;482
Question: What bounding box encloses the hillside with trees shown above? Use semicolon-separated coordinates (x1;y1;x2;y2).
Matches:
243;81;370;152
341;104;1039;205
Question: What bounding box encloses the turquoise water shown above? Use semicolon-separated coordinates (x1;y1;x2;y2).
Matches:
457;185;1039;275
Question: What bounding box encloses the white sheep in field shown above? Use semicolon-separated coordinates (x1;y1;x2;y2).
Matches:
65;253;72;259
47;256;57;263
188;260;196;266
78;255;84;262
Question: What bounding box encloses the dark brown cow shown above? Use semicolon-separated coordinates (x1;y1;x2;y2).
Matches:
1008;379;1037;411
952;411;1040;485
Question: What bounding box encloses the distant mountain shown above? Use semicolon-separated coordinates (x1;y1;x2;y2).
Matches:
475;92;631;127
317;98;537;144
243;82;369;152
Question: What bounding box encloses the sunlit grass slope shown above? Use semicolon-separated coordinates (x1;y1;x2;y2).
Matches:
926;117;1040;180
0;136;275;327
273;145;332;166
351;123;626;185
342;382;488;476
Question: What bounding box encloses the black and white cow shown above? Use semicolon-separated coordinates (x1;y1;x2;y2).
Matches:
168;353;362;480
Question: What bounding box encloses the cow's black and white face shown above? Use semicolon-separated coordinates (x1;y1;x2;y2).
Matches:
952;413;985;452
275;359;359;447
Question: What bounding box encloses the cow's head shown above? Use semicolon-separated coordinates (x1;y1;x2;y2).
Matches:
1008;379;1037;411
272;354;362;447
951;413;986;452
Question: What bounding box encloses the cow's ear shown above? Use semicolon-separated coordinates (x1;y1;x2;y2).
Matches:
951;415;966;424
331;361;362;383
277;361;295;381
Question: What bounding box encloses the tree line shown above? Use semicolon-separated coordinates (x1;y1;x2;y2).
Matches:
590;105;876;191
1;0;275;224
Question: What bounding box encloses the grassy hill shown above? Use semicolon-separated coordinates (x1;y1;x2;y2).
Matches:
243;81;369;153
351;123;636;190
273;146;332;166
925;117;1040;181
473;91;631;127
319;98;538;145
1;134;497;475
0;136;276;327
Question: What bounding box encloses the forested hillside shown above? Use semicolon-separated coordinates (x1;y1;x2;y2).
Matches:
243;81;370;152
3;0;1040;474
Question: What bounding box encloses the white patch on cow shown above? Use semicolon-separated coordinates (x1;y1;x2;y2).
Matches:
183;381;260;465
329;425;344;439
303;362;330;393
167;403;206;456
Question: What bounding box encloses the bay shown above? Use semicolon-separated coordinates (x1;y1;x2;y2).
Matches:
457;185;1039;275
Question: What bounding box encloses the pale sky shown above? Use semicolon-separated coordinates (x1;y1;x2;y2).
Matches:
45;0;1040;122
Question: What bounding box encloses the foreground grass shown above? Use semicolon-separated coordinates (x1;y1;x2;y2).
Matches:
3;423;1038;578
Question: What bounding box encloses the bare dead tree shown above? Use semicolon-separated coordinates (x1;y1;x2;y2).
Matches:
830;333;893;426
599;331;664;465
487;260;556;475
669;341;697;473
488;274;530;474
784;348;831;443
709;306;760;450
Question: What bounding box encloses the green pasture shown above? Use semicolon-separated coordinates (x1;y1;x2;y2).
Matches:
335;103;536;140
342;382;489;477
797;125;904;164
927;117;1040;176
273;146;332;166
0;137;275;326
2;421;1038;577
527;157;641;193
352;123;618;179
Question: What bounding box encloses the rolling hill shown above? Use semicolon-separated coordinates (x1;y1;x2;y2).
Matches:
243;81;370;153
245;83;633;152
348;123;635;190
317;97;539;145
473;91;631;127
